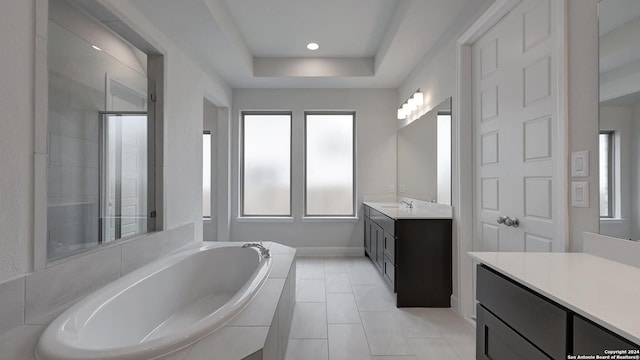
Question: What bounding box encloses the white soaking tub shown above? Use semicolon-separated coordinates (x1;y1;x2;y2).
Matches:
35;242;272;360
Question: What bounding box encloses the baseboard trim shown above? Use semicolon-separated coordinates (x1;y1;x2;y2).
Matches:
295;247;365;257
450;295;460;314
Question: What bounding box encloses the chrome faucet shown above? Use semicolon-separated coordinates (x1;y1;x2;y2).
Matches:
242;242;271;258
400;200;413;209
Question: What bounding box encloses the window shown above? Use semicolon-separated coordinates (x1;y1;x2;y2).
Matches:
203;131;211;219
241;112;292;216
305;112;355;217
599;131;614;218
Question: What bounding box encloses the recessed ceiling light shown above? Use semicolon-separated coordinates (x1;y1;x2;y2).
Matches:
306;42;319;51
91;45;102;51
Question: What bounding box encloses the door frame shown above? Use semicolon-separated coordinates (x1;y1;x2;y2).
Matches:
454;0;569;321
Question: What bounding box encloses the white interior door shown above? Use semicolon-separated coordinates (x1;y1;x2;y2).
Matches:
472;0;561;311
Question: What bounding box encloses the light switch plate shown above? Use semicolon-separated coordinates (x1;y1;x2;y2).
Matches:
572;181;589;207
571;151;589;177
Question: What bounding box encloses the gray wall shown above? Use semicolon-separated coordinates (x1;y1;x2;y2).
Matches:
230;88;397;251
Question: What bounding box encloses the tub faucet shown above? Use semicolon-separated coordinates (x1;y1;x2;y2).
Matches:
242;242;271;258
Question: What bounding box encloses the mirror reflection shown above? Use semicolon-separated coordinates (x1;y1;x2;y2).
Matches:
397;97;451;205
47;3;149;261
599;0;640;240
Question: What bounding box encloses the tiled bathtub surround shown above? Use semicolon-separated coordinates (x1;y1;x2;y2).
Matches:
0;222;195;359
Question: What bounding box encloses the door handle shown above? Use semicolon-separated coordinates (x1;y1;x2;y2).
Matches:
497;216;520;228
503;216;520;228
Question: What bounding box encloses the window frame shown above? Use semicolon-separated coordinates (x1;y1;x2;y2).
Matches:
599;130;615;219
303;111;357;218
240;111;293;218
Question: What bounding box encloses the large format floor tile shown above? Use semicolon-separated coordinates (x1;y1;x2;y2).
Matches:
285;339;328;360
287;257;476;360
290;302;327;339
297;279;326;302
360;312;413;356
328;324;372;360
326;293;361;324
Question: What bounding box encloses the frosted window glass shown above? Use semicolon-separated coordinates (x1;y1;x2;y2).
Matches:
203;133;211;218
599;133;610;217
305;114;354;216
437;114;452;205
243;114;291;216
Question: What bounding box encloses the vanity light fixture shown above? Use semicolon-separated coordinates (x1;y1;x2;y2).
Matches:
397;89;424;120
307;42;319;51
91;45;102;51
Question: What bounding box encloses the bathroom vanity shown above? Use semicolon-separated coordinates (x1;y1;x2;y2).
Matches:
470;252;640;359
363;201;452;307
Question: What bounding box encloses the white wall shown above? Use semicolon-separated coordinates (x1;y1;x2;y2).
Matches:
230;89;397;251
0;0;35;282
633;102;640;239
0;0;232;284
567;0;600;251
599;106;633;239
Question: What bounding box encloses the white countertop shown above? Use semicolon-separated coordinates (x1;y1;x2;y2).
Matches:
469;252;640;345
364;201;453;219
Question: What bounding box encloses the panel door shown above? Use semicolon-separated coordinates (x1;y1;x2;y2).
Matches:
473;0;558;254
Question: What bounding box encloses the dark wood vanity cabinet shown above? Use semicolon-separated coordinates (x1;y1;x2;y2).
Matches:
363;205;452;307
476;265;640;360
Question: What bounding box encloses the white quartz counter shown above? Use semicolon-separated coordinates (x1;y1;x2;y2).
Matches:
364;201;453;219
469;252;640;345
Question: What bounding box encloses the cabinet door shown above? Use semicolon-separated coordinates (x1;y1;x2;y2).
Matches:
374;224;384;270
476;304;550;360
383;231;395;261
573;315;639;355
364;217;371;256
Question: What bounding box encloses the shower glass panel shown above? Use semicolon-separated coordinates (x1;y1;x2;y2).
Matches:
100;113;149;243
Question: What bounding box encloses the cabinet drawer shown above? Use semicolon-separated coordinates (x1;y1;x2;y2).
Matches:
383;255;395;289
369;208;395;235
383;231;395;261
477;265;567;360
573;315;639;355
476;304;550;360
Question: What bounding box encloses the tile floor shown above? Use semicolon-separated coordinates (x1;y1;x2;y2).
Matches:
286;257;476;360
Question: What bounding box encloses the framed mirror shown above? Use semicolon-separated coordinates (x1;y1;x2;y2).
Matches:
598;0;640;240
397;97;452;205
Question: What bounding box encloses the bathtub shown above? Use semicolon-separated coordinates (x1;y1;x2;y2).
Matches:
35;242;272;360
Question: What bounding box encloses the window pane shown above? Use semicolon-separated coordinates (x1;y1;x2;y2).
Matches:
306;114;354;216
203;133;211;218
599;133;610;217
243;114;291;216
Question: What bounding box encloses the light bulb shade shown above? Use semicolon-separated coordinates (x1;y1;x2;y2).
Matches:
413;91;424;106
408;97;417;110
397;108;406;120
